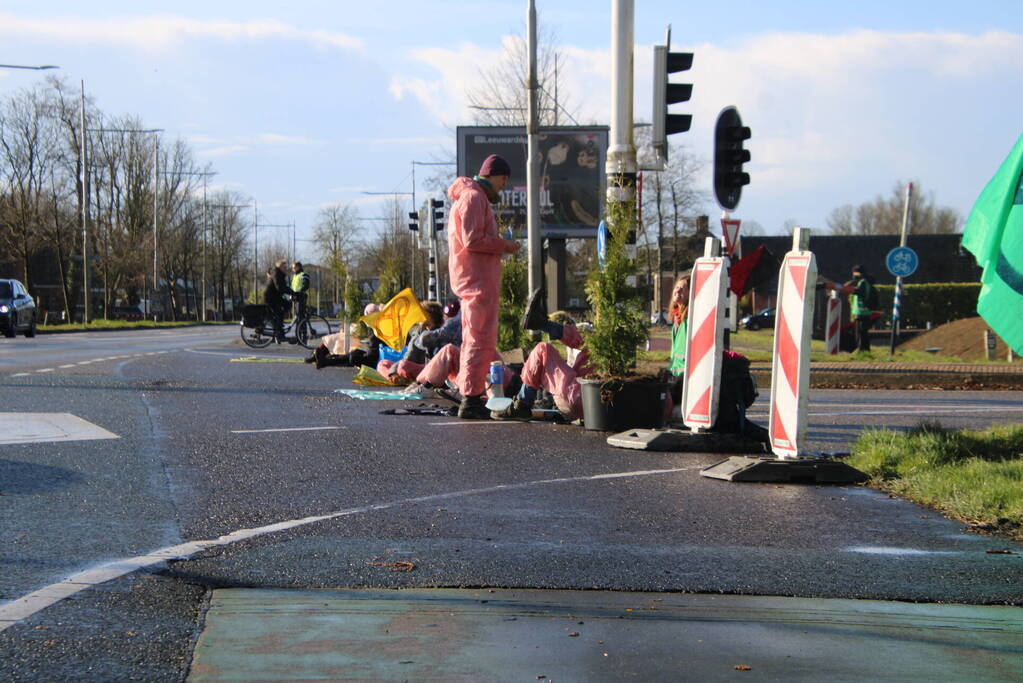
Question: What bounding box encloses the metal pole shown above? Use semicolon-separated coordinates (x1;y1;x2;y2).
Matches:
152;136;159;321
888;182;914;356
80;80;89;324
606;0;637;231
253;202;258;301
202;176;208;321
526;0;543;297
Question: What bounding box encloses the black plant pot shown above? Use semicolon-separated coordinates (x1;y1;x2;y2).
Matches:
579;378;669;432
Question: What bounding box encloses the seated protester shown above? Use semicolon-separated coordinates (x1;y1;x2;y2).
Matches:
308;303;383;369
381;301;444;379
492;310;591;422
392;300;462;384
713;350;768;443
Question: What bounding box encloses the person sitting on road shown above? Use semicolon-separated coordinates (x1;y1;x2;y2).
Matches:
378;301;445;379
307;303;382;369
492;290;592;421
262;260;294;343
668;272;690;377
391;300;462;388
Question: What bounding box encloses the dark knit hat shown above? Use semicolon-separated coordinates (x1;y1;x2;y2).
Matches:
478;154;511;177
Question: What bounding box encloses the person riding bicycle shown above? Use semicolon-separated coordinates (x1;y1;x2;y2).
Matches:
263;260;293;343
291;261;310;320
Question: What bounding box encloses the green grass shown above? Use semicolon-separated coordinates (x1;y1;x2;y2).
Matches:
848;423;1023;538
40;319;231;332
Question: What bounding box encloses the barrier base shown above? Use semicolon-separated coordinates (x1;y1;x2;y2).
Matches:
700;456;868;484
606;428;767;454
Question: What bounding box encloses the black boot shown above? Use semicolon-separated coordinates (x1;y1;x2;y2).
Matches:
521;287;548;331
458;394;490;420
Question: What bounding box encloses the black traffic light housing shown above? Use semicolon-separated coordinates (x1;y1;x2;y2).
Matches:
430;199;445;232
713;106;751;211
408;211;419;232
652;27;693;165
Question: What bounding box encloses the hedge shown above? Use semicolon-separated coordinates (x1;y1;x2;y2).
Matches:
874;283;980;328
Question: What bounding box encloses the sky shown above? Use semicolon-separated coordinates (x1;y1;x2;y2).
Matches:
2;1;1021;260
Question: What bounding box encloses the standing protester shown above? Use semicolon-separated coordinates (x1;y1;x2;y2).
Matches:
446;154;522;419
291;261;310;319
668;273;690;376
828;264;879;352
263;260;293;343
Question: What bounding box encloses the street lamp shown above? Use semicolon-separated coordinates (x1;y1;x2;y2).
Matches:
0;64;58;71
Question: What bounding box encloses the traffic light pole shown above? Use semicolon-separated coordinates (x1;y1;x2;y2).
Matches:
526;0;543;301
607;0;637;232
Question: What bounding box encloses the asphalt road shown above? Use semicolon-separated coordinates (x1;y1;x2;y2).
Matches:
2;328;1022;680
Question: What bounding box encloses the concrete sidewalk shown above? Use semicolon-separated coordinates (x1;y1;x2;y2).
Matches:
188;588;1023;682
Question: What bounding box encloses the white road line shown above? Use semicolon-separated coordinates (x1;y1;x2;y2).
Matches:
58;364;76;369
11;373;29;377
76;361;92;365
35;368;54;373
429;421;519;426
0;466;696;633
231;426;343;434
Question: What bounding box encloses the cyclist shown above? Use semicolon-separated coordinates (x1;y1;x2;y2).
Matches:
263;260;293;343
291;261;310;320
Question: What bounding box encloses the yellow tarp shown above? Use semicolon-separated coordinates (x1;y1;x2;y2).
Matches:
359;287;426;350
352;365;396;386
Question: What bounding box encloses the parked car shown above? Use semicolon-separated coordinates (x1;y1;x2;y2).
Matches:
741;306;775;331
0;279;37;337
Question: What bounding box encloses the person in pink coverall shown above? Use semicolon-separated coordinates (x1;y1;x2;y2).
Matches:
493;319;591;421
447;154;522;419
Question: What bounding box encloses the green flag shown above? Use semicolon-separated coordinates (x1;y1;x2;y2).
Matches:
962;132;1023;353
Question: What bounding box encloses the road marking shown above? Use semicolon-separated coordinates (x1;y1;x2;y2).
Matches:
231;426;343;434
0;413;119;445
11;372;30;377
429;421;518;426
0;465;696;634
35;368;54;373
58;364;76;369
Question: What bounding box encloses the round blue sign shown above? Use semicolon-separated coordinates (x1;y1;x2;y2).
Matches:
596;220;607;269
886;246;919;278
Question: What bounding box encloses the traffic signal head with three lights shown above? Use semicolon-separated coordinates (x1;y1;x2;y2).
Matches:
652;30;693;165
713;106;751;211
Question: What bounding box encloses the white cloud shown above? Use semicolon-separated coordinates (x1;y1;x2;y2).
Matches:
200;145;250;158
0;12;364;52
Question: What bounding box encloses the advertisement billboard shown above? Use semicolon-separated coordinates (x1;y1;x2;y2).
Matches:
456;126;608;238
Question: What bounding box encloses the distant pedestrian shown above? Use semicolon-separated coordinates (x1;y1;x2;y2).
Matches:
291;261;310;319
829;265;879;352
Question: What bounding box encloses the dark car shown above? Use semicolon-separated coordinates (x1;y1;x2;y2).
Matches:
741;306;775;331
0;279;37;337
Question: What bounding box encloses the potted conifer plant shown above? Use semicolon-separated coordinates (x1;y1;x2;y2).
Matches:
579;192;668;431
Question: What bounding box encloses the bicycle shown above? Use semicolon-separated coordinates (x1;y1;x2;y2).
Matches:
240;304;332;350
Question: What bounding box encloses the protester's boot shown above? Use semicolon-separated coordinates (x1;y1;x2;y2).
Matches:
491;399;533;421
457;394;490;420
520;287;548;331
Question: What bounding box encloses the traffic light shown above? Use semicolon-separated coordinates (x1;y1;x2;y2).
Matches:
713;106;751;211
652;31;693;164
430;199;445;233
408;211;419;232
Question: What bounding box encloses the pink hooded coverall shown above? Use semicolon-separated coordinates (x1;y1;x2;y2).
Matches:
520;323;591;419
446;177;515;397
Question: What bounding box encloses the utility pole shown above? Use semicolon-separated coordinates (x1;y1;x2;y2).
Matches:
80;81;89;324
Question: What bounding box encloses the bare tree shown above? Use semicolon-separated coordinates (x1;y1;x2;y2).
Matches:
827;181;963;235
313;202;361;314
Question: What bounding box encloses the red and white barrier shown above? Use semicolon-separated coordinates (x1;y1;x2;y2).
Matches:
683;238;729;432
768;228;817;458
824;291;841;355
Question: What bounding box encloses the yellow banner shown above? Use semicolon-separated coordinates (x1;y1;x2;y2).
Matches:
359;288;426;350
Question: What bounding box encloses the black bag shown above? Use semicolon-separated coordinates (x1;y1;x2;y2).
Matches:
241;304;269;327
714;351;758;434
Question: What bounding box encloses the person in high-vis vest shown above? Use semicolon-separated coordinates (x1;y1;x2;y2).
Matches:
668;273;690;376
291;261;310;319
827;264;879;353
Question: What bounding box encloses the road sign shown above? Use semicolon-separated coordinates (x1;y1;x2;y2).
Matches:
682;238;728;432
886;246;918;278
721;218;741;258
769;229;817;458
596;220;607;269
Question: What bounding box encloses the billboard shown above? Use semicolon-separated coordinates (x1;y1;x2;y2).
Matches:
457;126;608;238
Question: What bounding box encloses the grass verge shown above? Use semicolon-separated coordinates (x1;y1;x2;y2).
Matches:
847;422;1023;540
40;320;233;333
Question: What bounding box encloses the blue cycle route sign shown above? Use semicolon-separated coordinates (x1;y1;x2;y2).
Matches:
886;246;919;278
